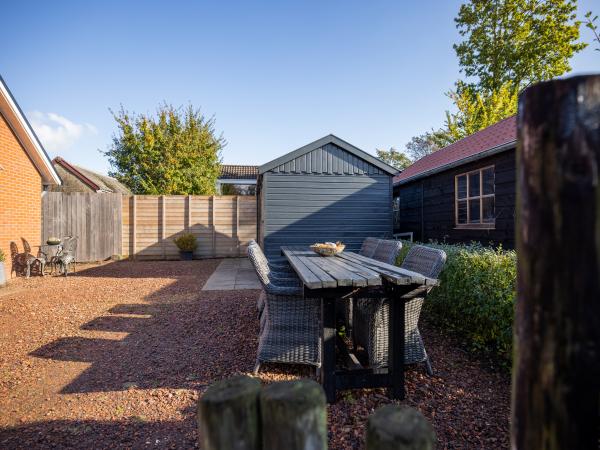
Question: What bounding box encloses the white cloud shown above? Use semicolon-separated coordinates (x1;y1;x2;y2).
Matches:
28;111;98;152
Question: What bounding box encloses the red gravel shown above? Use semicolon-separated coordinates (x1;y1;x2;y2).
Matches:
0;260;509;449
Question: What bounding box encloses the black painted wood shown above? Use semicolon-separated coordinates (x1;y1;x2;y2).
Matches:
395;148;516;248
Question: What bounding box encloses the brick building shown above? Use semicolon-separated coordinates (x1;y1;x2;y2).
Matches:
0;76;61;280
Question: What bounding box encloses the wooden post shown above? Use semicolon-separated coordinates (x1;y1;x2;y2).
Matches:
365;405;436;450
197;375;261;450
513;75;600;449
161;195;166;260
131;195;137;259
187;195;192;232
211;195;216;257
260;379;327;450
236;196;241;257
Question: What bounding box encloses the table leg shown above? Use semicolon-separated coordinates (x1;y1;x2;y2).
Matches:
388;287;405;399
321;296;337;403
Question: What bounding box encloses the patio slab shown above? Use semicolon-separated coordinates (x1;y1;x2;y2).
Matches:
202;258;261;290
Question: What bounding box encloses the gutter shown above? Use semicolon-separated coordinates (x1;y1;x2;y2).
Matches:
394;140;516;187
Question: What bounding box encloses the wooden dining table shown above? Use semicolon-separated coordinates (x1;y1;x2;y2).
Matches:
281;246;439;403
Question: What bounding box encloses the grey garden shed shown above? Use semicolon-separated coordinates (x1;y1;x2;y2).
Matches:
257;135;398;259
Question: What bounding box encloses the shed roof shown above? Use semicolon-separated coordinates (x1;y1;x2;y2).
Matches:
0;76;61;185
53;157;131;194
219;164;258;180
259;134;398;175
394;116;517;185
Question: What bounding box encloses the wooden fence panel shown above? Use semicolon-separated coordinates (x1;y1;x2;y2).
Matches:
42;192;122;262
122;195;257;260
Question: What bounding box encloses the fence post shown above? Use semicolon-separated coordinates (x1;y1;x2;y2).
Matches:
513;75;600;449
211;195;216;257
365;405;436;450
197;375;261;450
161;195;166;260
236;196;241;257
260;379;327;450
131;195;137;260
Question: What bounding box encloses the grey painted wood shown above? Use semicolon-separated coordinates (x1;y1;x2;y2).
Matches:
262;173;392;259
282;247;436;288
42;192;122;262
337;252;438;286
259;134;398;175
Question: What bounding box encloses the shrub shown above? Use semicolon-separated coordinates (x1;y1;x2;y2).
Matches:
397;240;516;364
174;233;198;252
0;249;4;262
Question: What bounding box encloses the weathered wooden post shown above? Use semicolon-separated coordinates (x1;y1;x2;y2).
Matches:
513;74;600;449
260;379;327;450
365;405;436;450
197;375;261;450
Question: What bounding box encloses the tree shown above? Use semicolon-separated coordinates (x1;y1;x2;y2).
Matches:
443;81;518;142
376;148;412;170
584;11;600;53
105;104;224;195
454;0;586;91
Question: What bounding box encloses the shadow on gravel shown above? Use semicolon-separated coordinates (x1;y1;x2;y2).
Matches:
0;407;198;449
28;261;261;394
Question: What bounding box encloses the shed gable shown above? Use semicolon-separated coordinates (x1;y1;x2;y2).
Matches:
268;143;387;175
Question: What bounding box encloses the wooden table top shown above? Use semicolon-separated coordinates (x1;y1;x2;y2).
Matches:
281;246;439;289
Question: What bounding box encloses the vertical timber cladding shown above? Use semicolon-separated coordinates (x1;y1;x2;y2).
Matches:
259;136;398;259
121;195;257;259
41;192;123;262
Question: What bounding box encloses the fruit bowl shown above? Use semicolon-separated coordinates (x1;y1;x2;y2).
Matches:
310;241;345;256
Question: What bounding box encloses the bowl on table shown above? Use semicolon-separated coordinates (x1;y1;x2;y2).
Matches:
310;241;345;256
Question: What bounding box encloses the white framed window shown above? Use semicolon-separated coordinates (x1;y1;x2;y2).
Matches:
455;166;495;228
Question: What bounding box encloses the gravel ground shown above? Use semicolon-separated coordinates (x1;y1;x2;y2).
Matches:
0;260;509;449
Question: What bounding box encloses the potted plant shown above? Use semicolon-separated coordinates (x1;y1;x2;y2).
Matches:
0;249;5;287
174;233;197;260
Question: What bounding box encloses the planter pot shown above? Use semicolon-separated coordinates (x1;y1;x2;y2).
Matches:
179;251;194;261
0;262;6;287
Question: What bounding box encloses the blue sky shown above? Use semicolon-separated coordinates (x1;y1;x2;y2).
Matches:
1;0;598;175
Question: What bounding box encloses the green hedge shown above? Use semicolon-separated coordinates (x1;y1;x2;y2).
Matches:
397;241;516;363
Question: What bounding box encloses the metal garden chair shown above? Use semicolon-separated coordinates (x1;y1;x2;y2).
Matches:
54;236;78;276
353;245;446;375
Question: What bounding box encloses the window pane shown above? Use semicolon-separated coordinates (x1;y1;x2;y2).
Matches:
456;175;467;199
457;200;467;224
482;168;494;195
469;172;480;197
482;196;495;223
469;198;480;223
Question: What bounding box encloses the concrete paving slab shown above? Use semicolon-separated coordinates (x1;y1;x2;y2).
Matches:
202;258;261;291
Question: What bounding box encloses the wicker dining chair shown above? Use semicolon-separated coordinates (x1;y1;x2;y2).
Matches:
248;240;301;314
342;238;403;334
359;237;380;258
353;245;446;375
247;243;321;375
371;239;403;265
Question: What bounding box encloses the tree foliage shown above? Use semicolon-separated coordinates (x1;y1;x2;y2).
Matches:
404;132;443;161
454;0;586;91
105;104;224;195
443;82;518;142
375;148;412;170
584;10;600;53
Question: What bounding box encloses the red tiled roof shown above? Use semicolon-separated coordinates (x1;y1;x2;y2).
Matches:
219;164;258;180
394;115;517;185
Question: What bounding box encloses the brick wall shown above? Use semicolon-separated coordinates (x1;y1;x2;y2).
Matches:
0;113;43;280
